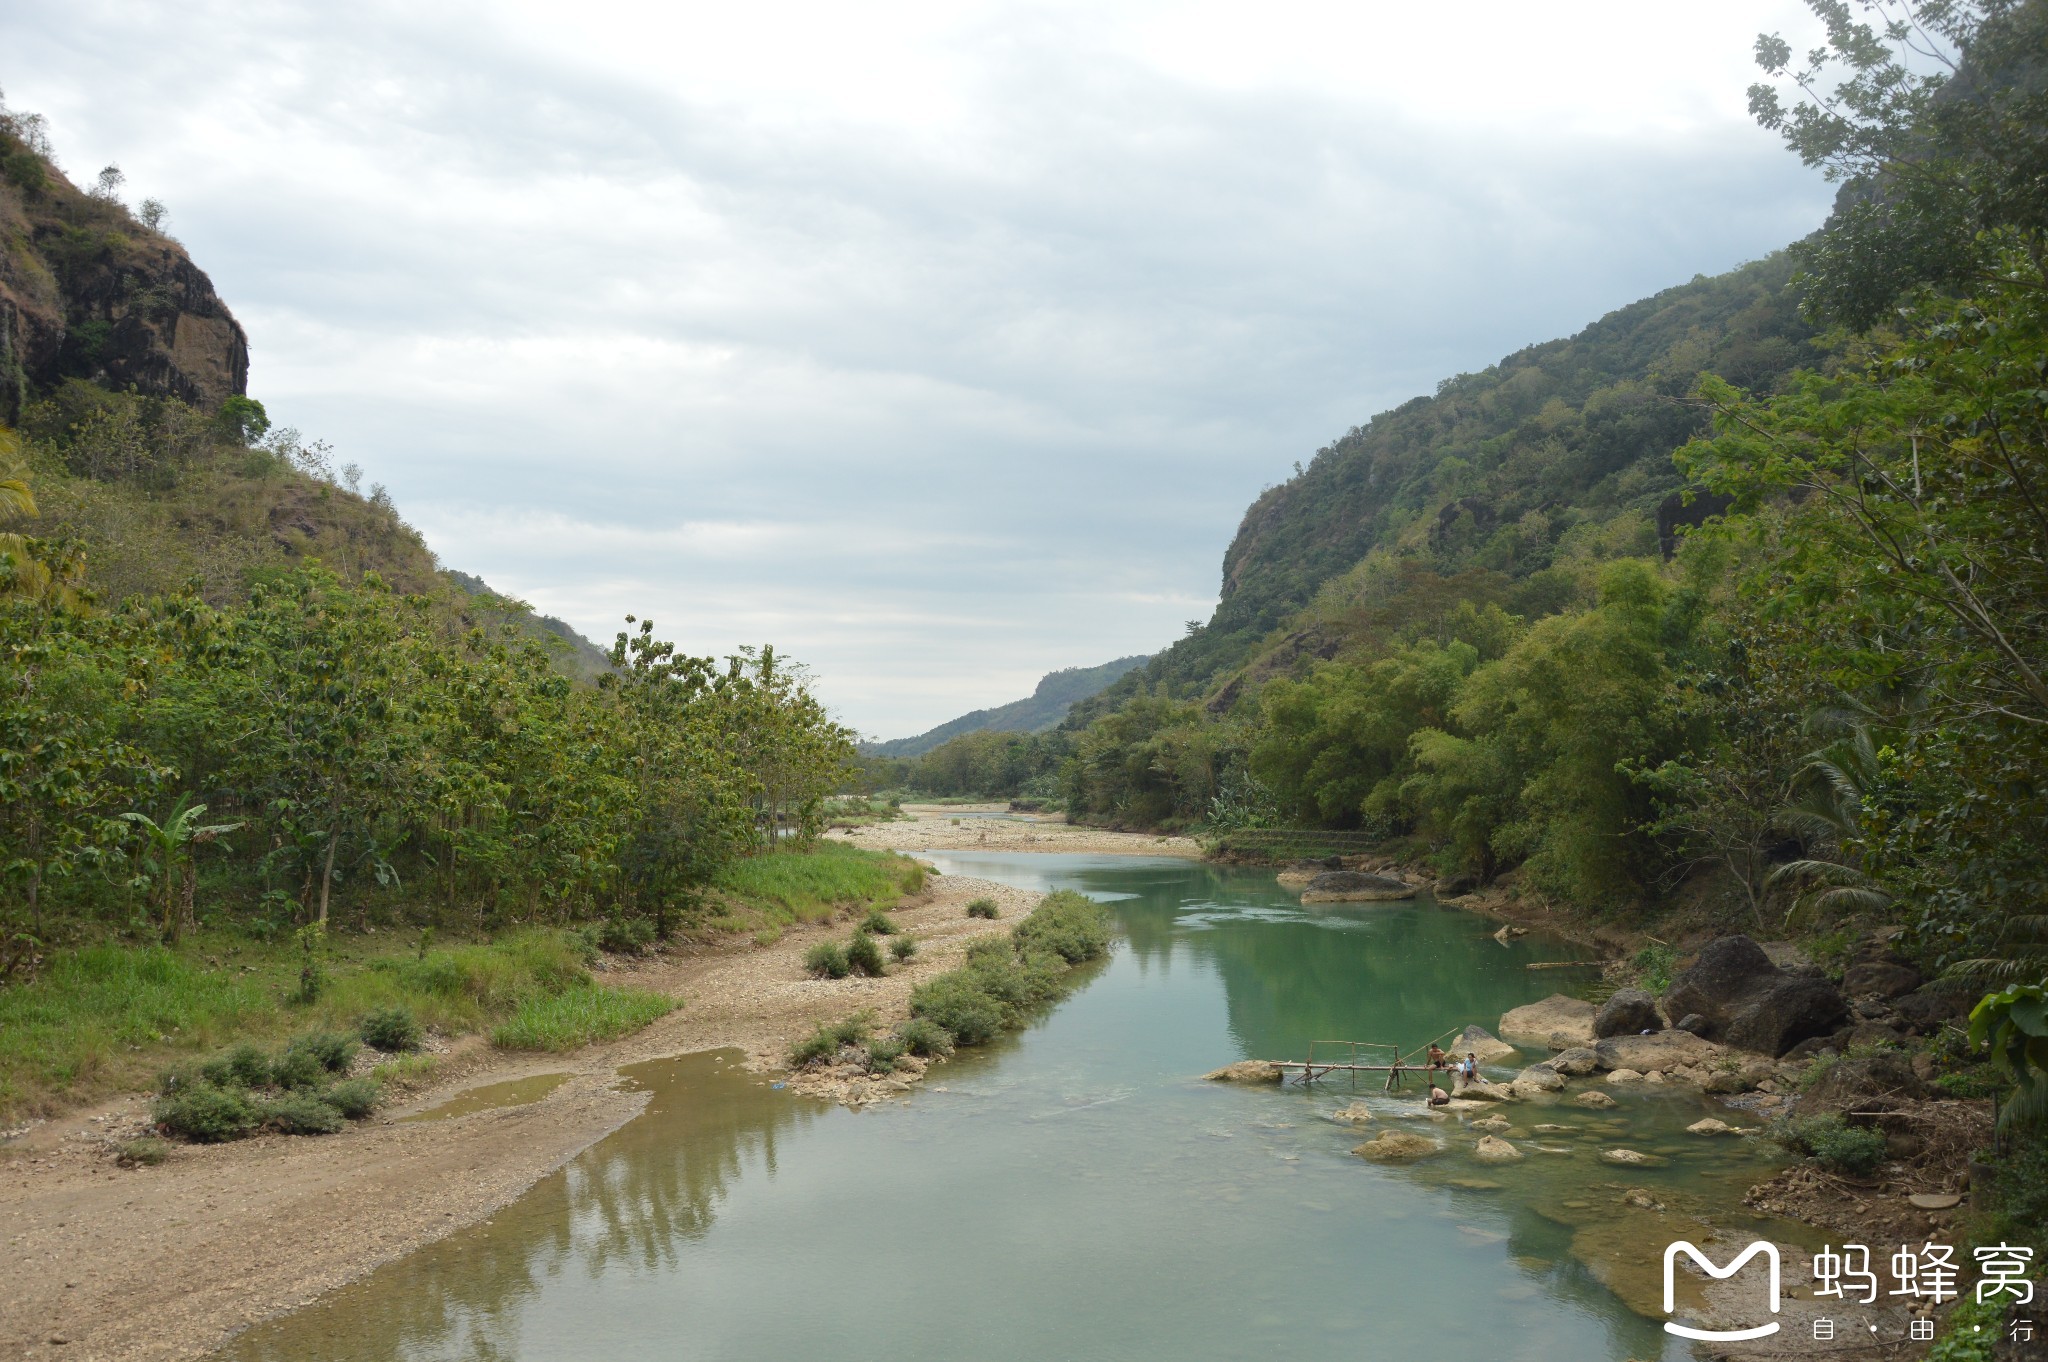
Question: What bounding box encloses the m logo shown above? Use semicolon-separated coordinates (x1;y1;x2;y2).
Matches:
1663;1240;1782;1342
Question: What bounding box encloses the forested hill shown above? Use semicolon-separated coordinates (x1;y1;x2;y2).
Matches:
1071;254;1815;719
869;654;1147;757
0;118;608;672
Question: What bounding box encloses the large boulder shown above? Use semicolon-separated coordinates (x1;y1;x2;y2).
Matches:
1205;1060;1283;1084
1453;1071;1513;1101
1594;1030;1722;1073
1498;995;1599;1049
1300;870;1416;904
1661;935;1848;1056
1801;1053;1930;1114
1843;959;1923;1000
1550;1047;1601;1077
1511;1065;1566;1099
1448;1024;1517;1063
1594;988;1663;1039
1893;986;1974;1034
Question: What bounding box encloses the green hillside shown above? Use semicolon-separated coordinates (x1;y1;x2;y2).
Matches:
868;654;1147;757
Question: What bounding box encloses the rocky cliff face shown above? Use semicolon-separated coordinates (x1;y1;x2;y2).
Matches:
1;135;247;422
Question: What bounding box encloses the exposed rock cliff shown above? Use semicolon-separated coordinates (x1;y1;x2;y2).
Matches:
2;127;247;422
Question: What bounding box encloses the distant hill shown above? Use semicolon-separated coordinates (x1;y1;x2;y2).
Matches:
445;571;613;681
869;655;1149;757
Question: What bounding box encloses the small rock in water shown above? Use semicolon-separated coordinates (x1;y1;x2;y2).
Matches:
1205;1061;1283;1084
1575;1090;1618;1109
1470;1115;1511;1132
1331;1100;1374;1125
1686;1118;1738;1136
1604;1068;1645;1084
1533;1123;1578;1133
1603;1148;1656;1165
1352;1131;1443;1161
1472;1135;1525;1163
1621;1188;1665;1211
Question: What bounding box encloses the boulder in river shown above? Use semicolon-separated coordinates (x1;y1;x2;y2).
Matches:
1470;1114;1511;1132
1448;1024;1517;1063
1299;870;1416;904
1550;1047;1600;1077
1498;994;1599;1049
1472;1135;1524;1163
1332;1100;1374;1125
1352;1130;1443;1161
1593;1030;1721;1074
1660;935;1848;1056
1594;987;1663;1039
1601;1148;1661;1166
1686;1118;1739;1136
1453;1071;1513;1101
1205;1060;1283;1084
1510;1064;1566;1099
1275;857;1342;889
1575;1090;1618;1109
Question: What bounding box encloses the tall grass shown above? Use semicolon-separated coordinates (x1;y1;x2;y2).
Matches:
907;891;1113;1051
710;843;926;931
490;985;678;1052
0;928;664;1122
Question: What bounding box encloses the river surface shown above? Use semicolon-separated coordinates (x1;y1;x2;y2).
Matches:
216;853;1798;1362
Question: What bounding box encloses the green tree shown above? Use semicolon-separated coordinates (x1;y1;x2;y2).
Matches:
117;794;243;941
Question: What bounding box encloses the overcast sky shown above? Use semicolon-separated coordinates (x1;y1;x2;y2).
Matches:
4;1;1836;738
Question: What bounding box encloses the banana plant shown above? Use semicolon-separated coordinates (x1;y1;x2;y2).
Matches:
118;795;244;942
1969;982;2048;1133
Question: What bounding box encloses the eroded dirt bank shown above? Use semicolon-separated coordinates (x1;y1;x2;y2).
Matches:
0;872;1038;1362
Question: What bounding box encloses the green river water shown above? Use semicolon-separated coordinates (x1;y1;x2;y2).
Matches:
216;853;1805;1362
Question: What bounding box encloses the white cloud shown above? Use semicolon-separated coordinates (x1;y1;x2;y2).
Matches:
2;0;1837;735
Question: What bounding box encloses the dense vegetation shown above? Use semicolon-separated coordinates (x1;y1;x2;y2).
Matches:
0;99;867;1118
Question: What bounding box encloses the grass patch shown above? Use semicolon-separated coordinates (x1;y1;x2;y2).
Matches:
789;1011;876;1067
0;927;621;1123
712;843;926;930
489;984;678;1052
804;941;850;979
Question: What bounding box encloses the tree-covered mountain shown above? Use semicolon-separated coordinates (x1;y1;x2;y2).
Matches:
867;654;1147;757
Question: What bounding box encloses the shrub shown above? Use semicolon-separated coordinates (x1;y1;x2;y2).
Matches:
804;941;850;979
269;1044;328;1091
864;1037;905;1073
1010;890;1112;964
360;1006;423;1053
909;972;1008;1046
846;930;886;977
859;909;898;935
293;1031;359;1073
323;1076;381;1120
890;934;918;962
154;1082;258;1143
261;1091;346;1135
1631;942;1678;993
201;1043;272;1089
597;916;657;955
788;1011;875;1068
896;1017;953;1058
965;898;999;919
117;1136;171;1166
1774;1114;1888;1178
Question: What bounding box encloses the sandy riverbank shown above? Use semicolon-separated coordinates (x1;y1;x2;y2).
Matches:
0;871;1040;1362
828;802;1202;856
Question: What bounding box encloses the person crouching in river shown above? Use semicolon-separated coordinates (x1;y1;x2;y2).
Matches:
1428;1084;1451;1107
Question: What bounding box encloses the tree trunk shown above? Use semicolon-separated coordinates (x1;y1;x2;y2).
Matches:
317;831;339;926
181;862;197;937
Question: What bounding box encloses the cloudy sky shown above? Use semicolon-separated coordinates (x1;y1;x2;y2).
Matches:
4;1;1836;738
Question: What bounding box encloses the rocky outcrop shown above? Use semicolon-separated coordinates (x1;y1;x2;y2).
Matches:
1661;935;1848;1056
1497;995;1598;1049
1893;986;1973;1033
1842;958;1923;1000
1593;1030;1721;1073
1509;1063;1566;1099
1594;987;1662;1038
1453;1071;1512;1101
1205;1060;1283;1084
0;152;247;422
1299;870;1416;903
1275;857;1342;889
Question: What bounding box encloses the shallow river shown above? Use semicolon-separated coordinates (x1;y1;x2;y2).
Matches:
217;853;1800;1362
